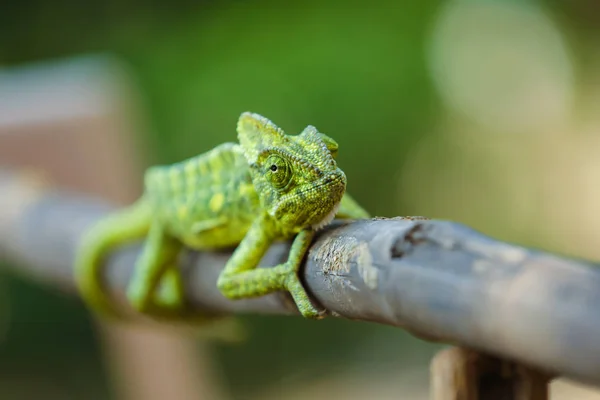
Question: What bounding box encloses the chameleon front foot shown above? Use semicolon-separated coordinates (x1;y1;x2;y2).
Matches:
216;263;323;319
284;272;324;319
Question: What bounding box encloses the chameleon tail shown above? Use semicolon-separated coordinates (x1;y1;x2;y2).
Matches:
74;197;152;320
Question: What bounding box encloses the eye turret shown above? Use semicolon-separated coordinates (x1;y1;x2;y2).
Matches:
265;154;292;190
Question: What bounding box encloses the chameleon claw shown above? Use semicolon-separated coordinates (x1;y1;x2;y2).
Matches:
284;272;324;319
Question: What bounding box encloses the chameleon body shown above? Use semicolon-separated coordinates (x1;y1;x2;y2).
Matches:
75;112;369;320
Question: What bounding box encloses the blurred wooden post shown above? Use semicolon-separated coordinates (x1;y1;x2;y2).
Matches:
0;55;225;400
431;347;551;400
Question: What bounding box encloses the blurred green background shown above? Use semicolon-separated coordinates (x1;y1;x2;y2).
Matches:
2;1;600;399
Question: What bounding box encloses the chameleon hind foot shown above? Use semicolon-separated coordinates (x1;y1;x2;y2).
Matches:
127;267;187;317
154;268;185;311
125;222;190;318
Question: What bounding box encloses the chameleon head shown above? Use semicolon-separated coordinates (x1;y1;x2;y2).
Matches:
237;112;346;232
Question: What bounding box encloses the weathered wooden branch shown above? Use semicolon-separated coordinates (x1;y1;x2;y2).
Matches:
1;170;600;390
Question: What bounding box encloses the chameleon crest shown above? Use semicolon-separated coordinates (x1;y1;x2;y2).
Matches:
75;112;370;322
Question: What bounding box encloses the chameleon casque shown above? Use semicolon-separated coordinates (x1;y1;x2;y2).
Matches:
75;112;370;321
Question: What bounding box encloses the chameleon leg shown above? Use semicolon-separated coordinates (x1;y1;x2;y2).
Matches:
154;266;185;311
217;220;321;318
126;222;184;315
279;229;320;318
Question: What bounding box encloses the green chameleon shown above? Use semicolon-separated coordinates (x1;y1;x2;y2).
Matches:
74;112;369;321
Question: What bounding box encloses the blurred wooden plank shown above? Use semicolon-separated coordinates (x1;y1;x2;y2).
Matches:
0;55;144;201
0;55;225;400
431;347;550;400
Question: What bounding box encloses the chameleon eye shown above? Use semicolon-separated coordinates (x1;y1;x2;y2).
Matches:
265;154;292;190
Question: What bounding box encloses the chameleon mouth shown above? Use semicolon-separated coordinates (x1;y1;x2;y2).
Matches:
311;200;341;231
305;172;345;230
272;171;345;229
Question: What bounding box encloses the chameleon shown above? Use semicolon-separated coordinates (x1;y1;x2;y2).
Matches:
74;112;370;321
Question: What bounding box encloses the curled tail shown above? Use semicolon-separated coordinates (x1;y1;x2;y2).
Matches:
75;197;152;319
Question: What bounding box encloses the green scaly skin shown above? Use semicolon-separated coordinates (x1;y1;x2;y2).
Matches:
74;112;370;321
